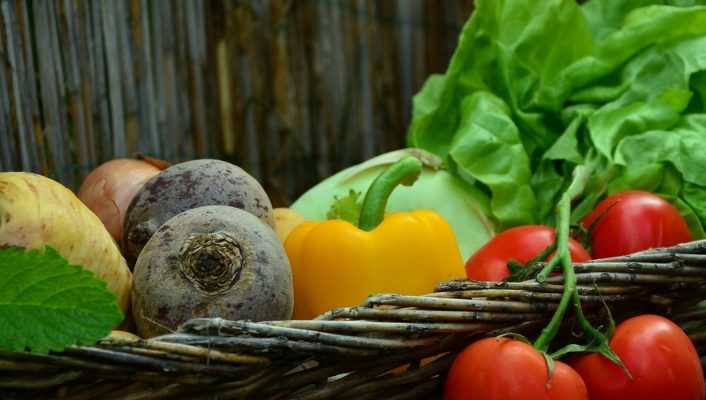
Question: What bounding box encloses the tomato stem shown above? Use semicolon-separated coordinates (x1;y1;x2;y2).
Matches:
358;156;422;231
507;241;559;282
534;163;598;353
536;255;560;283
529;242;558;269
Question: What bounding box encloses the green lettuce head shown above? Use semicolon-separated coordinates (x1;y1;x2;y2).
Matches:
407;0;706;238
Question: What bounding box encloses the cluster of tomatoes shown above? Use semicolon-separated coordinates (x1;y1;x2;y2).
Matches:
446;191;704;400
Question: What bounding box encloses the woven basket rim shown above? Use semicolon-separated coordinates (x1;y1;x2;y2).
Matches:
3;240;706;399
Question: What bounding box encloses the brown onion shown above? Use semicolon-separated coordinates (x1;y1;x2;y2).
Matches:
78;158;165;242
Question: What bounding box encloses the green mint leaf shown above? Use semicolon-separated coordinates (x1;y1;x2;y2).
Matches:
0;246;123;354
326;190;363;225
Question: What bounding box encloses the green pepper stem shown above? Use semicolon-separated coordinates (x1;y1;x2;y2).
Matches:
358;156;423;231
534;163;599;352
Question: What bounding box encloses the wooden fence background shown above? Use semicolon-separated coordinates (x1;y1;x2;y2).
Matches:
0;0;474;206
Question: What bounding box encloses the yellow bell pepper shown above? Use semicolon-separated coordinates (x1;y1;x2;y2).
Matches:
285;157;466;320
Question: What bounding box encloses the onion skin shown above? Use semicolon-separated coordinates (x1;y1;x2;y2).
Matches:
79;159;163;241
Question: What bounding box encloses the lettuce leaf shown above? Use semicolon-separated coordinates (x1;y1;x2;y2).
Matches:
408;0;706;237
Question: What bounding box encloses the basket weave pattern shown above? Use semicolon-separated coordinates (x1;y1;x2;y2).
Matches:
3;241;706;399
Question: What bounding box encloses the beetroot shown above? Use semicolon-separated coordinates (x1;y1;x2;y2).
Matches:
122;159;273;267
131;205;293;338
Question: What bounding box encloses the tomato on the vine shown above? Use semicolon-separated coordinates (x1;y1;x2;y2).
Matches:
465;225;591;281
571;315;704;400
581;191;692;258
444;337;588;400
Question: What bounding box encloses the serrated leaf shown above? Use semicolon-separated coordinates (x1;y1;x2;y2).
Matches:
0;246;123;353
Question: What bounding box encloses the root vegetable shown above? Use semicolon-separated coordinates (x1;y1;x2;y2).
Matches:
131;206;293;338
0;172;132;315
78;158;164;242
122;159;274;267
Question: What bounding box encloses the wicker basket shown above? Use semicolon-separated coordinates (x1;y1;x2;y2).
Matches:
3;240;706;400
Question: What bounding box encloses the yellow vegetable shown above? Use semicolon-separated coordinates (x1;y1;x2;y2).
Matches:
273;208;306;242
285;157;465;320
0;172;132;315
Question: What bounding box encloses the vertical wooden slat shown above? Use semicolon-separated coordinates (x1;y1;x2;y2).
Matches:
0;6;14;171
0;91;9;169
149;0;168;158
314;2;345;175
410;0;427;94
356;0;375;160
0;63;11;171
295;0;316;202
60;0;90;179
241;53;261;180
102;0;126;158
155;0;179;162
47;1;65;96
197;0;210;155
291;0;330;202
425;1;443;75
305;0;321;197
256;1;274;200
185;0;209;157
197;0;215;153
173;1;192;160
223;1;246;163
77;0;96;168
0;1;14;172
271;0;301;204
309;1;330;180
89;0;112;162
396;0;414;130
230;0;251;170
34;0;71;182
2;0;33;172
18;0;44;173
132;0;160;156
211;1;234;157
239;1;263;180
115;0;138;155
377;0;404;151
340;0;363;168
332;1;348;172
48;0;73;183
203;0;224;157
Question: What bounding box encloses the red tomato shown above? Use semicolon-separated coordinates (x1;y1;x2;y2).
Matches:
571;315;704;400
581;191;691;258
445;337;589;400
465;225;591;281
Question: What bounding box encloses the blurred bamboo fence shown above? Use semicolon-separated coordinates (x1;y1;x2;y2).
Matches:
0;0;474;206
